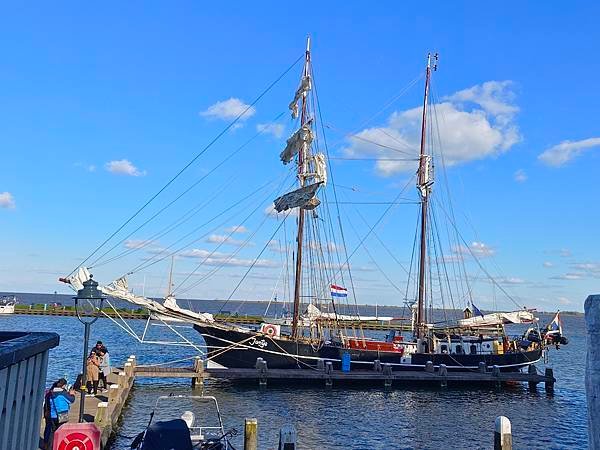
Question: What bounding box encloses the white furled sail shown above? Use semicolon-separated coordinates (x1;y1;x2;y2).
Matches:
289;75;311;119
304;304;394;322
280;124;314;164
63;267;214;324
273;182;323;212
312;153;327;185
457;310;535;327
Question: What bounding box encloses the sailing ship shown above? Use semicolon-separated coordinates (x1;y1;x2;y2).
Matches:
192;42;551;372
60;39;566;375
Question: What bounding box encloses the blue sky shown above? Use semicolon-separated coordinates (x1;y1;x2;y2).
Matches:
1;2;599;312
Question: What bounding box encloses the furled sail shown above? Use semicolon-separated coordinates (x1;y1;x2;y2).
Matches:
280;124;314;164
289;75;311;119
62;267;214;324
273;182;323;212
313;153;327;185
304;304;394;322
457;310;535;327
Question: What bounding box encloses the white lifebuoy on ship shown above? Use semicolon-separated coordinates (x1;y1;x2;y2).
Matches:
260;323;281;337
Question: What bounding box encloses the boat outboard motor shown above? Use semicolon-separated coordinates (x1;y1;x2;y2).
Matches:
141;419;193;450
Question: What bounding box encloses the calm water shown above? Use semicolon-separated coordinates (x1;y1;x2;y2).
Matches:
0;312;588;449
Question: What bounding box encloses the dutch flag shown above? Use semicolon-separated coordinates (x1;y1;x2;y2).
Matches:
330;284;348;298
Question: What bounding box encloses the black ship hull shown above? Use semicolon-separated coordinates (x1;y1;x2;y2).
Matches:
195;324;541;372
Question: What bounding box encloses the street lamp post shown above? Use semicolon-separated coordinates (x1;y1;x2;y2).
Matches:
74;275;106;422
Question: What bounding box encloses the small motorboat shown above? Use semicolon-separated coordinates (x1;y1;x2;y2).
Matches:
130;395;236;450
0;295;17;315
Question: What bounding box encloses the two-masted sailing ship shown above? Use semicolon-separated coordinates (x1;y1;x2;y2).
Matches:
61;39;566;374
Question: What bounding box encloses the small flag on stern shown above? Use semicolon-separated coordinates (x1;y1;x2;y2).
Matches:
330;284;348;298
546;311;562;335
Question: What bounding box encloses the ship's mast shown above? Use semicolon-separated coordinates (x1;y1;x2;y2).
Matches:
416;53;437;339
291;36;311;339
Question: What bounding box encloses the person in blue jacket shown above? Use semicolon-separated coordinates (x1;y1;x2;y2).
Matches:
42;378;75;449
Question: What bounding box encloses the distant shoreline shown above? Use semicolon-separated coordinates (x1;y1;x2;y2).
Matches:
0;290;584;316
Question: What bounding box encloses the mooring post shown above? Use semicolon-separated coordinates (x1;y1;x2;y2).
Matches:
528;364;539;390
383;364;392;388
124;362;133;377
244;418;258;450
544;368;555;392
494;416;512;450
374;359;382;372
278;424;297;450
94;402;109;427
129;355;137;369
317;359;325;371
585;294;600;450
108;385;120;406
118;371;128;389
425;361;434;373
479;361;487;373
439;364;448;387
255;358;267;387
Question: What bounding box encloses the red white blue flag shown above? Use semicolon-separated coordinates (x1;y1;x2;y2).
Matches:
330;284;348;298
546;311;562;335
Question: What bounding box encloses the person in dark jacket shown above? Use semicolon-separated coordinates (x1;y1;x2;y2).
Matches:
42;378;75;449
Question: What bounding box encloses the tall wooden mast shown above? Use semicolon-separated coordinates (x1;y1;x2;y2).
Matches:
416;53;437;339
291;37;311;339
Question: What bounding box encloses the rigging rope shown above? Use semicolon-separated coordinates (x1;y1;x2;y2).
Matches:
66;54;304;277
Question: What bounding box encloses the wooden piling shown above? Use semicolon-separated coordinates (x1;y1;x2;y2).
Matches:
585;294;600;450
494;416;512;450
383;364;392;387
94;402;109;427
108;385;120;406
278;424;297;450
244;418;258;450
439;364;448;387
544;368;554;392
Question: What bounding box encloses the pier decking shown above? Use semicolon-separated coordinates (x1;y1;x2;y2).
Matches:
134;357;556;390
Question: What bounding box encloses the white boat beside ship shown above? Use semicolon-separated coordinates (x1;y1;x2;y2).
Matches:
0;295;17;315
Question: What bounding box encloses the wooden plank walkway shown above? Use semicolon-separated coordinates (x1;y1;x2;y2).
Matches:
39;356;136;449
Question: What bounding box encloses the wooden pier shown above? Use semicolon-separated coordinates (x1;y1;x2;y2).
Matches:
40;354;554;448
133;357;556;391
40;356;136;449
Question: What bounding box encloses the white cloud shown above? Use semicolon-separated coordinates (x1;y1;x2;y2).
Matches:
124;239;153;249
514;169;527;183
267;240;287;253
559;248;572;258
538;137;600;167
344;81;520;176
179;248;276;268
205;234;252;247
550;273;584;281
105;159;146;176
572;262;600;278
497;277;526;285
257;123;285;138
224;225;248;234
0;192;15;209
200;98;256;121
543;261;554;268
264;204;297;218
557;296;572;305
453;241;495;258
